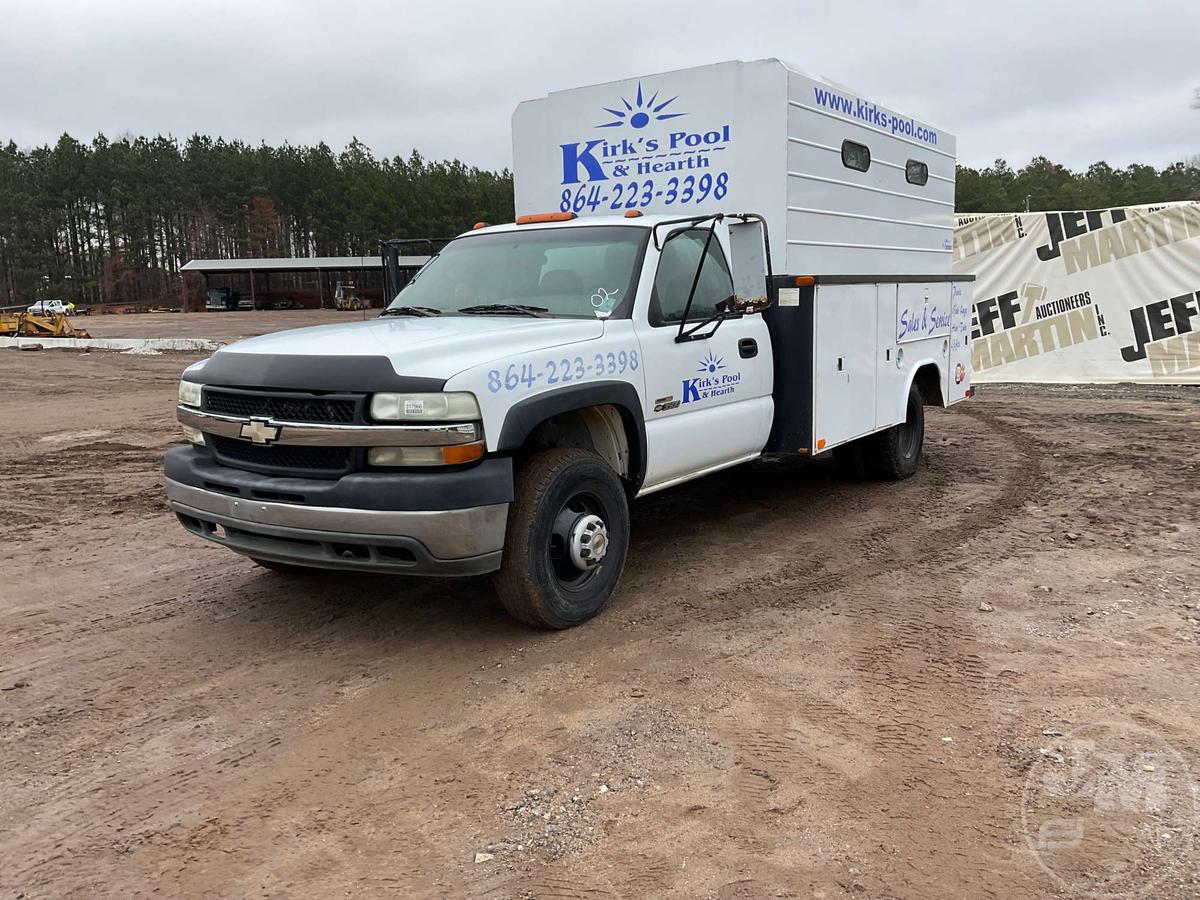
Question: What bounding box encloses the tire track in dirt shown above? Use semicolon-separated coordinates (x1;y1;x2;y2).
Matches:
619;402;1042;639
478;403;1042;890
606;403;1049;894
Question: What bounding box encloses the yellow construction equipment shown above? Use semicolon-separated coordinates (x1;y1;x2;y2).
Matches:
0;312;92;338
333;280;367;311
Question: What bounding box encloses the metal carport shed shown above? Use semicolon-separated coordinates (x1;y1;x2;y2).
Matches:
179;255;430;311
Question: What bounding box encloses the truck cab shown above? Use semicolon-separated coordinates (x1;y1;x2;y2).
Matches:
166;59;973;628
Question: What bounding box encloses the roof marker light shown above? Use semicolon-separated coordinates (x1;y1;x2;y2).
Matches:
624;210;643;218
515;212;577;225
472;222;488;230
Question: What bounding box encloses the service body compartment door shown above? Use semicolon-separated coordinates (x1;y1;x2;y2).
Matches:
874;283;903;429
895;281;952;418
812;283;877;450
946;280;973;404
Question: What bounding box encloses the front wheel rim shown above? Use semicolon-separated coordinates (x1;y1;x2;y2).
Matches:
547;490;608;591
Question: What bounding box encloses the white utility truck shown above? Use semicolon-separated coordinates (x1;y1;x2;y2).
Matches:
166;59;973;628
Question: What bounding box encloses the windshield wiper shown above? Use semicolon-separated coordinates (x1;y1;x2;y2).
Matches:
380;305;441;317
458;303;549;318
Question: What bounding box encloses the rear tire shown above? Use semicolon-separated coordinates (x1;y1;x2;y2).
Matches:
494;448;630;629
858;382;925;480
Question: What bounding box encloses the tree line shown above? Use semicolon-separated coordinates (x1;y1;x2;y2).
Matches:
1;133;1197;307
955;156;1200;215
0;135;514;307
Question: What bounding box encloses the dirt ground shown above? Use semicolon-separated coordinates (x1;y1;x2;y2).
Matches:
79;309;354;341
1;346;1198;899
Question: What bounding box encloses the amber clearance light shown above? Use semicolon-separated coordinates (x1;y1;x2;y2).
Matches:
441;442;485;465
515;212;577;225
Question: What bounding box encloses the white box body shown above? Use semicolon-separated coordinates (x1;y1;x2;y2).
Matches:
513;58;957;278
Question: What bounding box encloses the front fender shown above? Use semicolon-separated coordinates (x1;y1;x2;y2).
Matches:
444;324;648;487
495;380;647;489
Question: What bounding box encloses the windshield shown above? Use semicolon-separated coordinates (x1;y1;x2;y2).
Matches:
385;225;647;319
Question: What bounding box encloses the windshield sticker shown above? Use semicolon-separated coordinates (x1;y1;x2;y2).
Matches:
590;287;620;318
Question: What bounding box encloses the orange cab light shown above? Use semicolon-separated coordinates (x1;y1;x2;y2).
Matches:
624;209;643;218
515;212;577;225
795;275;816;287
472;221;488;230
442;442;485;465
816;438;827;450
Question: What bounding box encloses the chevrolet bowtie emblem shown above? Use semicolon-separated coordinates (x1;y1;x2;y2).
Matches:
239;417;282;445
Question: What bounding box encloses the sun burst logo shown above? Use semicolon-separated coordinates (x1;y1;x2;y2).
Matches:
697;352;725;374
597;82;686;129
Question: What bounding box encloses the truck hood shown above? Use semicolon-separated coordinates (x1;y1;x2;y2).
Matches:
202;315;605;382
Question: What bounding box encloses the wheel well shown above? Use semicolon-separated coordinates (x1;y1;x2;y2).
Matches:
520;404;639;487
913;363;944;406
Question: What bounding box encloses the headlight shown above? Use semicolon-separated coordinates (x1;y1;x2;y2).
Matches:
178;380;203;407
369;391;480;421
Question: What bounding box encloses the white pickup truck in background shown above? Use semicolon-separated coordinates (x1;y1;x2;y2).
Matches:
165;59;973;628
27;298;76;316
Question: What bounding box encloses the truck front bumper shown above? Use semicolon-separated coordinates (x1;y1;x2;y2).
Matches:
164;446;511;576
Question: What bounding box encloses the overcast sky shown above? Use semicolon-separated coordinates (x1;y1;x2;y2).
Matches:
2;0;1197;172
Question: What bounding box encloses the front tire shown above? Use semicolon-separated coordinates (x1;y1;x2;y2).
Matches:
494;448;630;629
858;382;925;480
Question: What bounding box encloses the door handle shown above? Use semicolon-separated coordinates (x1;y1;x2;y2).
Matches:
739;338;758;359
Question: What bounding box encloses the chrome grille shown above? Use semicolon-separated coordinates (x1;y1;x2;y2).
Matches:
203;388;361;424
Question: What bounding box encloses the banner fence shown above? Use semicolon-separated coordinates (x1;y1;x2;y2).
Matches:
953;201;1200;384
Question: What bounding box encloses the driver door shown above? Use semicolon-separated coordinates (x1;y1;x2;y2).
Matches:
634;221;772;490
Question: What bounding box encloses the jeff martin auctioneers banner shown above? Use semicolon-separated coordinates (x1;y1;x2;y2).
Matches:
954;201;1200;384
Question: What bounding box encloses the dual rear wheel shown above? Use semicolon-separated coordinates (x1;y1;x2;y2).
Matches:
835;382;926;480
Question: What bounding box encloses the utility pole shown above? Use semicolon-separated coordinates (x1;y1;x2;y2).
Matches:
1025;195;1031;213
